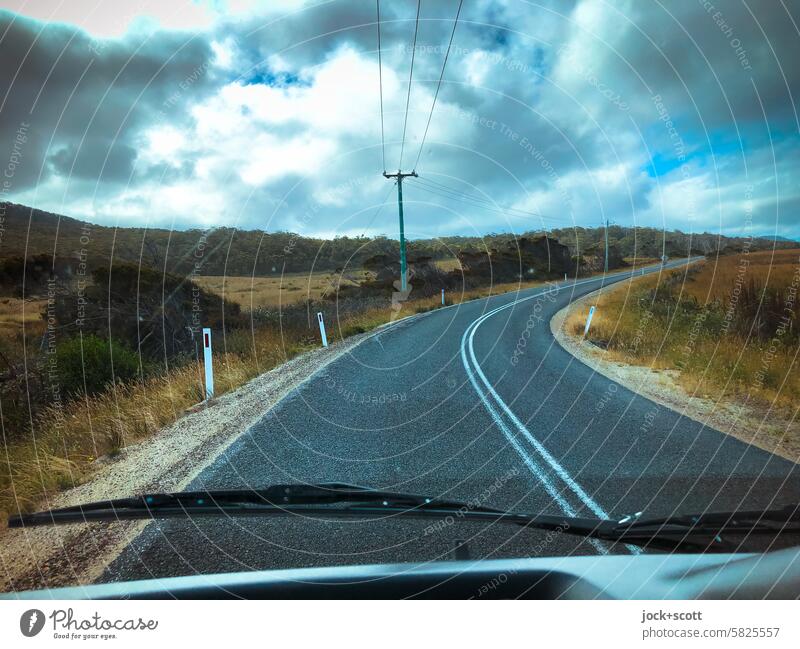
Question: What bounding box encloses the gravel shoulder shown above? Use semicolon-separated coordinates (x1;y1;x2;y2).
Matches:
0;327;382;592
551;286;800;465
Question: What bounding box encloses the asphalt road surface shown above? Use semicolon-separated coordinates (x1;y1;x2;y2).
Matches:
103;259;800;582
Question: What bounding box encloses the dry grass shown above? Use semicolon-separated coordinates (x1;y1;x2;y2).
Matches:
0;298;46;349
194;271;371;308
0;333;291;522
433;258;464;272
680;249;800;302
565;250;800;412
1;273;557;521
0;298;47;327
624;256;661;268
3;261;656;521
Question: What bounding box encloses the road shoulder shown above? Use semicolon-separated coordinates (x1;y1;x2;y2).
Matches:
551;285;800;464
0;328;379;592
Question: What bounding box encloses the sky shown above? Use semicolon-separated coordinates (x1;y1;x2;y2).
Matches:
0;0;798;240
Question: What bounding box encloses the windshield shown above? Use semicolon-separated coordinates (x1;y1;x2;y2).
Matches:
1;1;800;594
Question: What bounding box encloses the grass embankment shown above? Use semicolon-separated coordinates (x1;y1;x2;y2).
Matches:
1;276;550;522
565;250;800;412
193;259;480;309
194;270;370;308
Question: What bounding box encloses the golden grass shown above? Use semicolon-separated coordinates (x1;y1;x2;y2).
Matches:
623;256;661;268
433;258;464;272
1;274;557;521
0;298;47;325
0;343;282;522
565;250;800;411
0;298;46;337
197;260;549;309
680;249;800;302
1;262;656;521
194;271;371;308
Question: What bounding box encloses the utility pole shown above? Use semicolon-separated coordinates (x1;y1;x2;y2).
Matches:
383;170;418;291
604;217;609;274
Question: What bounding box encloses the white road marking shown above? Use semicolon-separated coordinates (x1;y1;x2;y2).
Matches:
460;317;610;555
459;260;696;553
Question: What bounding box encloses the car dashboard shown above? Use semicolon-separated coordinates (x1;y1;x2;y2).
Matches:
4;547;800;599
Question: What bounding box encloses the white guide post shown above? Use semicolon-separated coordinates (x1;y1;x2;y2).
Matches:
202;327;214;400
583;306;596;337
441;288;445;305
317;312;328;347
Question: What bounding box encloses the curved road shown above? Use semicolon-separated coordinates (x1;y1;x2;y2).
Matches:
104;260;800;581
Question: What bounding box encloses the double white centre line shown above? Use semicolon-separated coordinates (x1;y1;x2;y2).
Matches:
458;263;694;553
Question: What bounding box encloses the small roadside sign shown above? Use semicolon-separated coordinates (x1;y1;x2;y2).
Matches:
202;327;214;400
583;306;596;337
317;312;328;347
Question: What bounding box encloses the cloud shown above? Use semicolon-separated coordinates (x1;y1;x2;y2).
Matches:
0;10;216;196
1;0;797;238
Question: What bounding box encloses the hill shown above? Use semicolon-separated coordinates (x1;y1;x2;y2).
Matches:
0;202;792;281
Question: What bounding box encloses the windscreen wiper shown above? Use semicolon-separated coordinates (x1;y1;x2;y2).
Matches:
7;483;800;553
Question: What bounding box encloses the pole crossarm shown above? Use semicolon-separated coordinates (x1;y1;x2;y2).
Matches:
382;171;418;180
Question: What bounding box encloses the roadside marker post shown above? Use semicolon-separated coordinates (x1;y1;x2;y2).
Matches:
441;289;445;305
317;312;329;347
583;306;596;337
202;327;214;400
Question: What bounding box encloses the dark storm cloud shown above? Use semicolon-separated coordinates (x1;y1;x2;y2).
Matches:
0;1;797;237
0;10;215;191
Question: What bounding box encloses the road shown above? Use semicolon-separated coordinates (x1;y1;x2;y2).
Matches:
103;259;800;581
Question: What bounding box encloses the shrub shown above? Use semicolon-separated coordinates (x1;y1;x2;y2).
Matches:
55;334;140;397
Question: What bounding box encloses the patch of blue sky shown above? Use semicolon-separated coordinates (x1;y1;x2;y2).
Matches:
643;130;749;178
241;68;306;88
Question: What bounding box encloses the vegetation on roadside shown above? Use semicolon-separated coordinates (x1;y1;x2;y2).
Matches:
566;249;800;413
3;204;797;524
0;266;556;521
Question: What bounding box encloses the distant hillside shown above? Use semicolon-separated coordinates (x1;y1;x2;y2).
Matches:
0;202;406;276
756;234;799;243
548;225;789;260
0;202;792;279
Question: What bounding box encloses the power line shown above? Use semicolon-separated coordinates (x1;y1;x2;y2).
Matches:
416;177;562;222
376;0;386;173
408;177;564;224
415;176;529;211
410;180;542;220
412;0;463;172
358;185;396;238
412;176;559;219
398;0;421;171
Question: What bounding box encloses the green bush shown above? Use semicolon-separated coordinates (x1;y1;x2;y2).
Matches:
55;334;140;397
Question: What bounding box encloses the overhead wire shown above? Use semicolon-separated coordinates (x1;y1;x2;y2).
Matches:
412;0;463;172
408;177;564;224
397;0;422;170
358;184;397;239
375;2;559;235
376;0;386;172
415;176;534;211
415;176;560;221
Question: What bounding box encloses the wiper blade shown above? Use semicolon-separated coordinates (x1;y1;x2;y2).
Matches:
7;484;800;553
6;483;528;526
608;505;800;551
5;483;592;541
